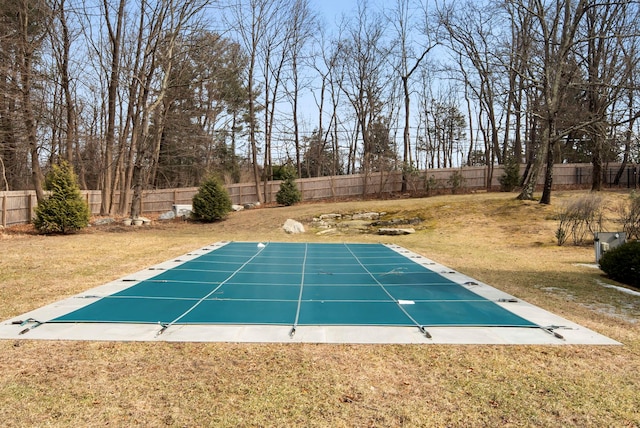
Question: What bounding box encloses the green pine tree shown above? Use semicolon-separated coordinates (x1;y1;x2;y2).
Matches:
192;176;232;222
33;161;91;234
276;168;302;206
499;155;521;192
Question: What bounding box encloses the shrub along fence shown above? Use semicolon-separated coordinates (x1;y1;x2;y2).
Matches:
1;163;636;227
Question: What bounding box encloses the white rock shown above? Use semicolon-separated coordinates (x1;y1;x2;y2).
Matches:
93;217;115;226
352;212;380;220
137;216;152;225
159;211;176;220
320;213;342;220
283;219;305;234
231;204;245;211
316;228;339;236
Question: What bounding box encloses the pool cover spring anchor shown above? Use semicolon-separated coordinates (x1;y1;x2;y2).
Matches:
12;318;43;335
418;325;432;339
289;326;296;338
156;322;170;336
541;325;565;340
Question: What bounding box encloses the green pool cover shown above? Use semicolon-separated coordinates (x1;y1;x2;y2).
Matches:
51;242;538;329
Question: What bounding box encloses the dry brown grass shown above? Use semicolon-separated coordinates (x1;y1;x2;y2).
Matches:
1;190;639;427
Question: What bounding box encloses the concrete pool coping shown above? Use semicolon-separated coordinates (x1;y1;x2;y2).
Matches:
0;242;621;345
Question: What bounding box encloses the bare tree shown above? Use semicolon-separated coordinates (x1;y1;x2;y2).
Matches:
614;46;639;185
259;0;294;200
580;1;639;191
310;31;345;177
336;0;393;190
0;2;27;190
49;0;78;165
502;1;534;165
439;0;505;188
284;0;318;179
99;0;126;214
226;0;283;203
308;29;333;177
516;0;588;204
389;0;437;191
128;0;210;219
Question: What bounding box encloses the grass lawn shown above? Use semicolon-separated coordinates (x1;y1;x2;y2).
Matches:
1;190;639;427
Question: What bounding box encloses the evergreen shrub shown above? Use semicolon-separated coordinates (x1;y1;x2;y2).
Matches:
447;170;465;194
276;168;302;206
33;161;90;234
192;176;232;222
424;174;440;196
499;156;520;191
599;241;640;289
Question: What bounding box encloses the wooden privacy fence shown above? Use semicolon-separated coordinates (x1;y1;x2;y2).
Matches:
1;163;635;227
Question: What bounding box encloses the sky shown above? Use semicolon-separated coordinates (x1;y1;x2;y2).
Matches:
314;0;356;25
313;0;378;31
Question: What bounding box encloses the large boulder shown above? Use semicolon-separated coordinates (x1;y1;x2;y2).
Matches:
159;211;176;220
283;219;305;234
244;201;261;209
93;217;115;226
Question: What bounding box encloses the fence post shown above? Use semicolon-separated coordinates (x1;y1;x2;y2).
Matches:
1;194;6;227
28;193;35;222
483;167;487;188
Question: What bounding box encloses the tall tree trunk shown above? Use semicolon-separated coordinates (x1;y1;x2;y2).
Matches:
22;67;44;202
100;0;126;215
540;123;555;205
292;63;301;178
590;123;605;191
464;84;474;166
518;125;548;201
614;111;635;185
401;75;410;192
248;55;262;202
18;5;45;201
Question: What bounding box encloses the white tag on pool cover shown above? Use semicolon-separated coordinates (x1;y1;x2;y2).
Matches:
398;300;415;305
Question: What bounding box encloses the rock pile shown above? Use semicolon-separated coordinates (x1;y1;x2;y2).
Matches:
311;211;418;235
